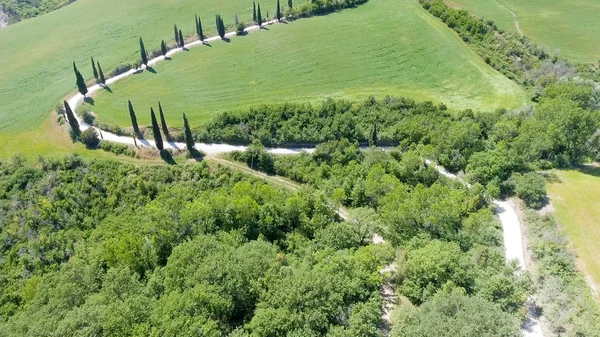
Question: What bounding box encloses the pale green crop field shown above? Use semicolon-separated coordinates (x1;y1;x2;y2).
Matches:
89;0;527;128
450;0;600;63
547;168;600;301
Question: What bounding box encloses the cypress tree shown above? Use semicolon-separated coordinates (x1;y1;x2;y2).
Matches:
179;29;184;48
128;100;141;137
195;14;200;40
97;61;106;84
198;17;204;41
257;4;262;26
276;0;281;22
216;14;225;39
150;107;164;151
161;40;167;56
139;37;148;66
91;57;98;79
253;2;257;22
158;101;170;141
63;101;80;138
370;122;378;147
183;113;195;153
174;24;179;46
288;0;292;9
73;62;88;97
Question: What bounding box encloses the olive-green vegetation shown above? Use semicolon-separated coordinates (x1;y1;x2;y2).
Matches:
391;290;521;337
206;80;599;177
449;0;600;63
523;210;600;336
89;0;527;129
0;155;394;335
229;139;529;334
420;0;600;87
546;169;600;303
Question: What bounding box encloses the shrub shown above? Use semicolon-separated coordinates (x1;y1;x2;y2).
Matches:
81;110;95;124
508;172;546;208
79;128;100;149
236;23;245;36
99;141;136;157
110;63;133;77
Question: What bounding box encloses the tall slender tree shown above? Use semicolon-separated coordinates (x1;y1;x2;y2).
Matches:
63;101;80;138
216;14;226;39
139;37;148;66
197;17;205;41
370;122;378;147
253;2;257;22
276;0;281;22
97;61;106;84
161;40;168;56
158;101;171;141
174;24;179;46
150;107;164;151
183;113;195;153
128;100;141;137
73;62;88;97
257;4;262;26
288;0;292;9
178;29;184;48
91;57;98;79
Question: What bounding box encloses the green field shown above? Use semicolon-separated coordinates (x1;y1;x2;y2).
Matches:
450;0;600;63
89;0;527;128
0;0;254;139
547;168;600;300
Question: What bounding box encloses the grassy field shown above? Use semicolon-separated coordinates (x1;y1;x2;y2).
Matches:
546;168;600;300
0;0;255;136
89;0;527;128
450;0;600;63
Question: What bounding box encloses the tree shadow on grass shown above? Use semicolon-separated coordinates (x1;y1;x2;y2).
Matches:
160;150;177;165
102;85;113;93
203;42;212;47
222;37;231;43
575;164;600;178
84;97;95;105
146;66;157;74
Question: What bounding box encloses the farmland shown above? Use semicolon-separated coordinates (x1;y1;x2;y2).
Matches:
450;0;600;63
89;0;527;128
546;168;600;301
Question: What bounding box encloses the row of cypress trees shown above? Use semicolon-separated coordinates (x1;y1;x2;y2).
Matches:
128;101;196;154
215;14;226;39
90;57;107;85
69;1;290;151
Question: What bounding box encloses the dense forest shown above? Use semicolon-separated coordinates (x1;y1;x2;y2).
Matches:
0;143;537;336
0;155;398;336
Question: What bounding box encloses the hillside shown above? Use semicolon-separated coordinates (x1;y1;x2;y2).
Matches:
88;0;528;128
450;0;600;63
